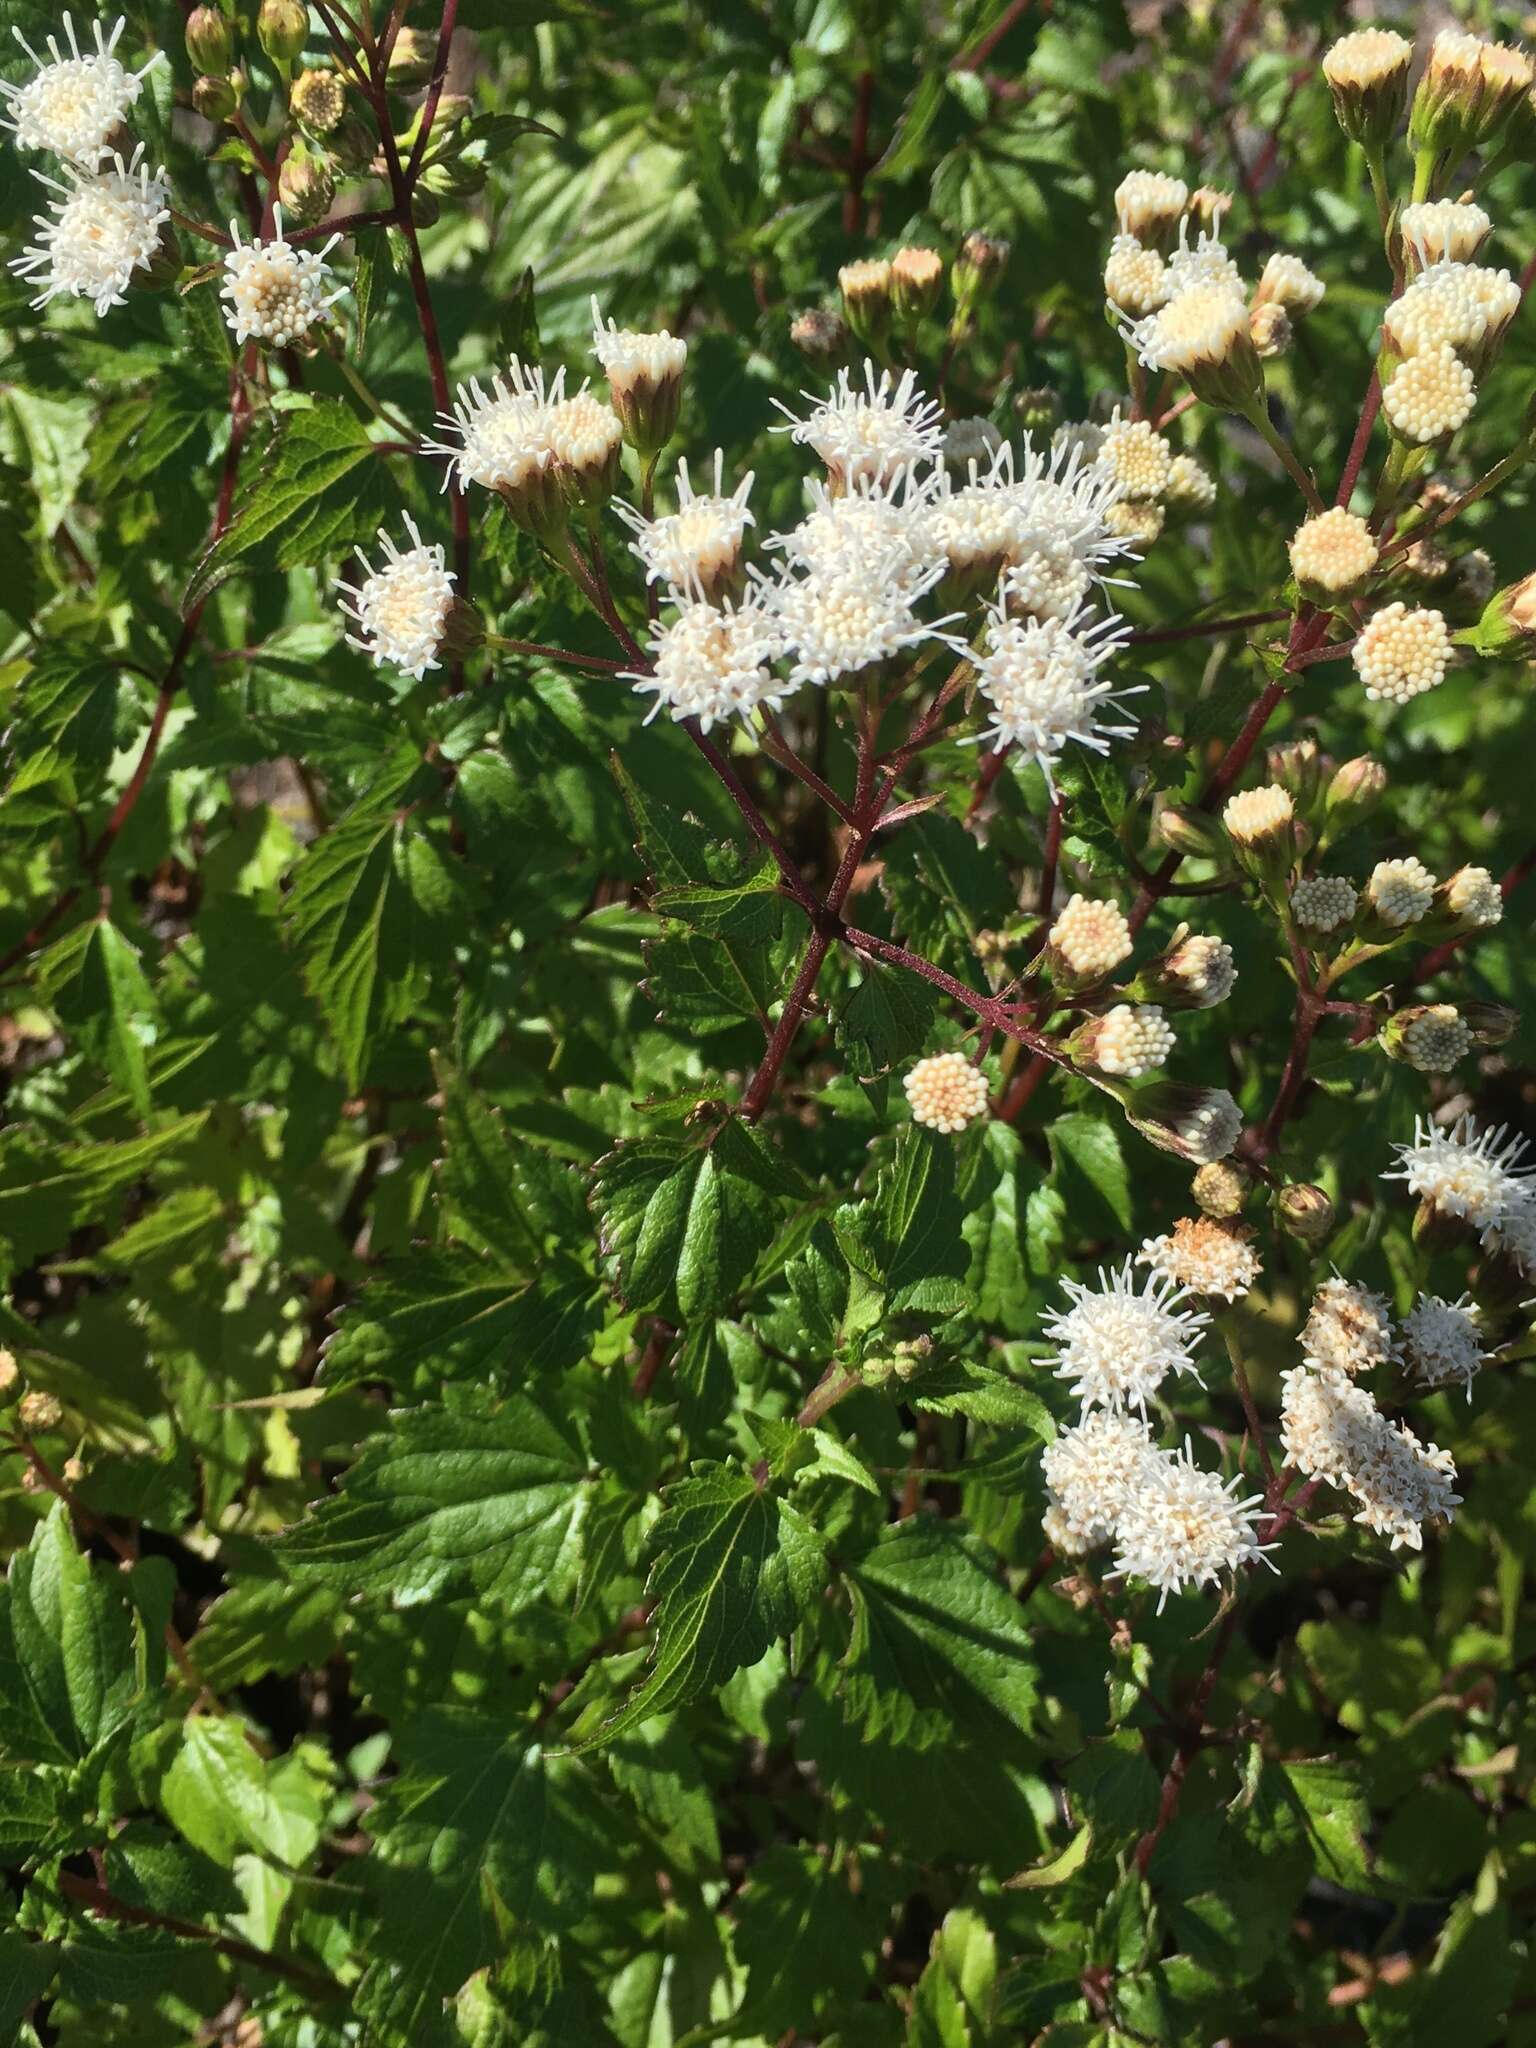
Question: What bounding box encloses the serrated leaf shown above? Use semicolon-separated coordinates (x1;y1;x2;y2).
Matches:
2;1504;143;1763
1047;1111;1132;1233
841;1520;1039;1750
834;960;937;1080
578;1463;825;1749
591;1126;784;1321
276;1400;591;1613
40;917;160;1118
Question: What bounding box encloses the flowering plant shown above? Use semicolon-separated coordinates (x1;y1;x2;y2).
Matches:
1;3;1535;2042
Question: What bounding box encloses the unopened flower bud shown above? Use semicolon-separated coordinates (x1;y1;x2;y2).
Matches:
1043;894;1132;991
1157;802;1225;863
590;300;687;458
421;151;487;198
1069;1004;1176;1079
186;5;234;77
941;416;1003;477
0;1351;17;1400
789;307;846;363
1193;1159;1249;1218
193;71;239;121
548;389;624;511
1365;855;1436;930
1266;737;1327;811
1323;755;1386;838
890;245;944;325
387;26;438;89
1014;386;1059;435
1465;570;1536;657
18;1390;62;1434
330;113;377;174
1462;999;1519;1046
860;1352;896;1388
1288;507;1378;603
1128;927;1237;1011
1385;1002;1474;1073
838;258;893;349
1439;864;1503;935
892;1335;934;1383
1222;783;1297;885
1275;1182;1335;1242
1189;185;1233;230
257;0;308;67
1125;1081;1245;1164
1410;29;1489;161
1323;28;1413;148
951;231;1009;325
291;66;346;136
1471;41;1534;145
1249;301;1292;359
277;143;335;226
61;1456;86;1485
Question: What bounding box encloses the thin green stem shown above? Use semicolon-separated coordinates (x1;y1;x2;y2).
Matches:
1244;402;1325;513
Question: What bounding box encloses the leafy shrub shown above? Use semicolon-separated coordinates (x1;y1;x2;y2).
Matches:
1;2;1535;2043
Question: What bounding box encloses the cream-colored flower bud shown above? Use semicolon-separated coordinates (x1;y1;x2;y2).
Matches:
17;1390;62;1433
1189;185;1233;230
1254;252;1325;316
1474;41;1535;142
1113;168;1189;247
1074;1004;1175;1079
1467;568;1536;655
1096;412;1173;500
1275;1182;1336;1242
1411;30;1490;158
1399;199;1492;272
0;1350;17;1398
1045;893;1133;988
1291;873;1357;933
1352;602;1451;706
546;390;624;509
790;307;847;362
890;245;944;324
1249;302;1292;359
1390;1003;1474;1073
1129;929;1236;1010
590;302;686;458
1104;234;1170;317
1193;1159;1249;1218
1383;347;1476;444
1126;282;1264;413
838;257;893;348
904;1051;988;1133
1223;784;1293;849
1323;27;1413;145
1442;864;1503;931
1163;452;1216;512
1289;507;1378;600
1366;856;1436;927
1104;499;1165;549
1139;1215;1261;1300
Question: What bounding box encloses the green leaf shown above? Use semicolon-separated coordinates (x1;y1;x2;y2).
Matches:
1004;1822;1093;1890
39;917;160;1118
2;1503;142;1762
731;1843;889;2036
908;1906;1003;2047
276;1400;591;1613
834;959;937;1080
1047;1111;1133;1233
161;1715;327;1867
358;1711;596;2046
578;1462;825;1748
872;1124;970;1312
841;1520;1039;1750
185;402;401;611
590;1126;784;1321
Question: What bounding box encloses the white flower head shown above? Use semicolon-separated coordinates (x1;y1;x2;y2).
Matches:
1301;1276;1398;1377
1122;280;1251;375
1281;1365;1458;1550
1484;1189;1536;1276
969;596;1138;779
1445;865;1502;929
624;592;788;734
1386;1113;1533;1232
766;546;952;688
1400;199;1492;271
1042;1409;1158;1551
613;449;754;599
772;360;943;489
1403;1293;1484;1396
589;296;687;395
10;142;167;315
765;464;940;591
1;12;161;165
1047;894;1133;982
1113;168;1188;240
1112;1440;1270;1611
903;1051;988;1133
424;357;564;498
337;514;456;678
221;208;345;348
1138;1215;1260;1302
1095;411;1173;501
1164;219;1244;298
1089;1003;1176;1078
1042;1259;1208;1414
1381;346;1476;444
1254;250;1325;315
1103;233;1170;317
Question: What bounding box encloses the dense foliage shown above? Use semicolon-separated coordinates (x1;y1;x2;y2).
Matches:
2;1;1536;2043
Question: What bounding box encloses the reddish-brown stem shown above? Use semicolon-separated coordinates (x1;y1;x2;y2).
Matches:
1405;849;1536;985
1335;373;1382;506
404;0;460;187
1038;795;1063;915
494;638;628;674
632;1318;675;1398
741;927;836;1121
57;1872;342;2000
842;69;875;235
688;727;820;921
950;0;1032;70
1127;608;1288;648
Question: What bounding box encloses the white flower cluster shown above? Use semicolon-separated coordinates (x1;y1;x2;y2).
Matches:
337;515;458;680
1138;1215;1261;1302
4;13;171;317
1389;1113;1536;1279
1280;1363;1460;1551
903;1052;989;1134
221;211;347;349
1376;203;1519;440
1040;1263;1267;1606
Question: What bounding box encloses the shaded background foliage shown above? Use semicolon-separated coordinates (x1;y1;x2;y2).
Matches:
0;0;1535;2043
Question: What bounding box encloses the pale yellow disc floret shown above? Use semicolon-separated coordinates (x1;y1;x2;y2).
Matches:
1381;346;1476;444
1352;602;1451;705
904;1051;989;1133
1289;507;1378;594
